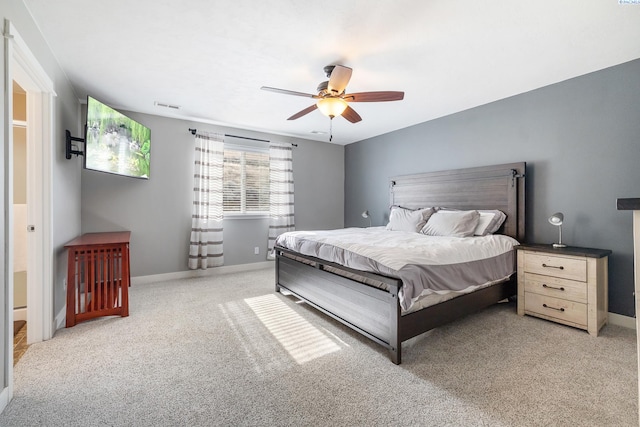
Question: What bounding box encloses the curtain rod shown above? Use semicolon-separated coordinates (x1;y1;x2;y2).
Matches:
188;128;297;147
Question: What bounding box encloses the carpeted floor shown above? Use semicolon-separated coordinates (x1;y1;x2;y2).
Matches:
1;266;637;426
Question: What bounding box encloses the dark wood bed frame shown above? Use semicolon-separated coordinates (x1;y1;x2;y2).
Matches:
275;162;526;364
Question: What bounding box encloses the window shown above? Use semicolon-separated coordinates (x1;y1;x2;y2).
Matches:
223;146;270;214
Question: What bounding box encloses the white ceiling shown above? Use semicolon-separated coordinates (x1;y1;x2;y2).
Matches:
23;0;640;145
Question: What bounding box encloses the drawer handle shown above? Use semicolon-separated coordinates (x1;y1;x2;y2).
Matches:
542;284;565;291
542;263;564;270
543;303;565;312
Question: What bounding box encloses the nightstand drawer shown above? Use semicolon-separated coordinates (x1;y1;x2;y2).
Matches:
524;292;587;326
524;272;587;303
523;253;586;282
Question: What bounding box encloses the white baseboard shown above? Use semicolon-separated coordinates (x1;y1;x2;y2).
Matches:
89;263;640;332
0;387;9;416
13;308;26;322
131;261;274;286
608;312;636;330
54;262;273;330
54;305;66;332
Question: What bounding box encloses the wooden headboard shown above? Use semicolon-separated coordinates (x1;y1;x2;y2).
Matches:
389;162;526;241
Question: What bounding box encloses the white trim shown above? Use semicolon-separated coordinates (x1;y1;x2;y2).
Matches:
7;22;55;346
3;19;57;411
40;92;54;342
0;388;8;416
54;305;65;331
3;19;16;405
33;265;640;332
224;213;270;220
608;312;636;329
131;262;273;286
13;308;26;322
7;22;55;95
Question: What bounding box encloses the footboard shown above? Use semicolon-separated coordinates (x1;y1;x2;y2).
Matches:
276;247;403;363
275;245;517;364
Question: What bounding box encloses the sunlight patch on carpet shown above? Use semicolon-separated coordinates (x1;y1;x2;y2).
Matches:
245;294;342;364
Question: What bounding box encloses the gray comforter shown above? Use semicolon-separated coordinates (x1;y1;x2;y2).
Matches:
275;227;518;311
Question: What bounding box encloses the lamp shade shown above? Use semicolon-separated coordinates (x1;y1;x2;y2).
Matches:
548;212;564;226
317;97;348;118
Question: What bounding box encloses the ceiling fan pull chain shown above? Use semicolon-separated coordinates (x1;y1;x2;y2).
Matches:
329;118;333;142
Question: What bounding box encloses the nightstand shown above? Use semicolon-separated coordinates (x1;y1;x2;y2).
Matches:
516;244;611;336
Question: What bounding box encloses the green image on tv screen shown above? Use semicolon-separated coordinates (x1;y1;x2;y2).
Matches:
85;96;151;179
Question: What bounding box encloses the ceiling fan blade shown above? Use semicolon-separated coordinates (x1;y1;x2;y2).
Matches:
327;65;352;94
261;86;319;99
341;105;362;123
287;104;318;120
344;91;404;102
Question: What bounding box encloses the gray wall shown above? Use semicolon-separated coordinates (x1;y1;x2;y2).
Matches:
81;112;344;277
2;0;82;386
345;58;640;317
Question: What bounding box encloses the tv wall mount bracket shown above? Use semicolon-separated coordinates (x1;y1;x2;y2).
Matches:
65;129;85;159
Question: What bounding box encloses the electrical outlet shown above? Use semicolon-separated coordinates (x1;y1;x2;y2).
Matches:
254;247;260;255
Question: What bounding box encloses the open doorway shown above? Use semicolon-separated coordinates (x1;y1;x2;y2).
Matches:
12;81;28;363
8;25;55;346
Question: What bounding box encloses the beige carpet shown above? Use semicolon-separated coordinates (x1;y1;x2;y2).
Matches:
1;266;637;426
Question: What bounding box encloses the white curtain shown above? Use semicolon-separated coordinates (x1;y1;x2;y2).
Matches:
267;143;295;259
189;133;224;269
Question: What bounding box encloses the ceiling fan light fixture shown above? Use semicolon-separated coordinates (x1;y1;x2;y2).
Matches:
316;97;347;118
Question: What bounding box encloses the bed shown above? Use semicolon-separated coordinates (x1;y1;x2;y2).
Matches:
274;162;526;364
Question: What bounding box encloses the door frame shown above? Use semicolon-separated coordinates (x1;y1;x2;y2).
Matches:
1;19;55;411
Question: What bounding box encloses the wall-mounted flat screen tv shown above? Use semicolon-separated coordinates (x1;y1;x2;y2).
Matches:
84;96;151;179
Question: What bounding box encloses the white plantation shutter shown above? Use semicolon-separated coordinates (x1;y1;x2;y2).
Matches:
245;151;270;211
223;150;242;212
223;147;270;213
267;144;295;259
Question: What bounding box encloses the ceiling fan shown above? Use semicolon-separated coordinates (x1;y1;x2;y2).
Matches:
261;65;404;123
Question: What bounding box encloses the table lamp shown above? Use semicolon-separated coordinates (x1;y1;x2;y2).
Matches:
548;212;566;248
361;210;371;227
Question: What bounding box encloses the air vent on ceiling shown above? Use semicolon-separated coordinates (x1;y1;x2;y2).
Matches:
154;101;181;110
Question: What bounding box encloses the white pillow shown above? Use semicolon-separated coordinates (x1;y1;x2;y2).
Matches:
474;210;507;236
386;206;434;232
420;210;480;237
